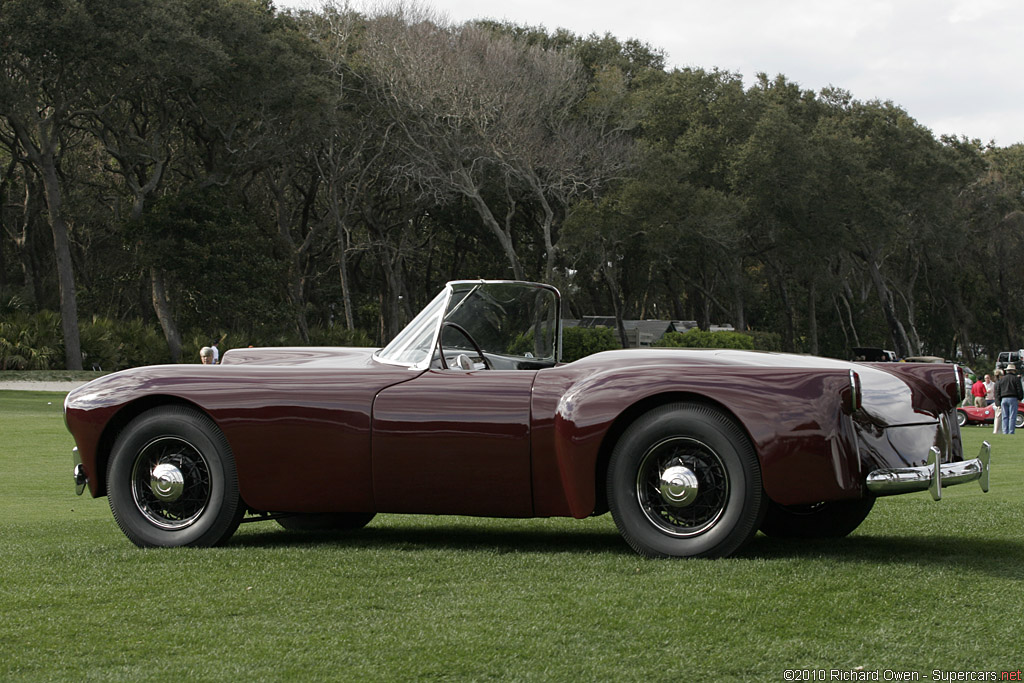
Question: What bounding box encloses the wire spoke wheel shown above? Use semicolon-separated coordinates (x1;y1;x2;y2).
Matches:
607;403;763;558
108;406;243;548
130;436;211;530
636;437;729;537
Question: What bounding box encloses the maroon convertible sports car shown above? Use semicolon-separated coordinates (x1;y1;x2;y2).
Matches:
64;280;991;558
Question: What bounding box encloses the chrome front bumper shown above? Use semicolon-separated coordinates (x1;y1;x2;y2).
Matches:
72;447;87;495
865;442;991;500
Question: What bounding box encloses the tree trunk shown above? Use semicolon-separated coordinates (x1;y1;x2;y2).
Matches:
525;173;558;281
379;250;413;340
37;148;83;370
270;172;311;343
463;178;524;280
11;182;47;306
0;157;12;290
861;251;912;357
807;279;819;356
723;259;746;331
765;259;795;351
777;277;796;352
601;264;628;348
9;115;83;369
151;267;182;363
833;297;851;351
337;221;355;330
839;284;861;348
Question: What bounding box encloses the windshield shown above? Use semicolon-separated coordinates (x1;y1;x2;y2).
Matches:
375;288;448;365
441;282;558;360
374;281;560;368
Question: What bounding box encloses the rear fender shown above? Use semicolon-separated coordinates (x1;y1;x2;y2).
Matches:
862;362;963;415
545;365;861;516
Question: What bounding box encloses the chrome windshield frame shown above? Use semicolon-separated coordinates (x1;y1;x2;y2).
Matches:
372;280;561;370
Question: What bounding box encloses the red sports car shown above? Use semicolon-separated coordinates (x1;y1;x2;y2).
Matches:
64;280;991;558
957;403;1024;429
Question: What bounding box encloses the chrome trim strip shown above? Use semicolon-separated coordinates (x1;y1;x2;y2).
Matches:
865;441;991;499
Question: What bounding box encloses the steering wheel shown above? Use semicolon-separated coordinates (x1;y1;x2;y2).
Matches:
438;322;492;370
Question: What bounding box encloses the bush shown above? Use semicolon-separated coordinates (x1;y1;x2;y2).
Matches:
2;310;378;369
0;311;63;370
562;326;620;362
655;329;755;350
80;316;170;370
746;330;784;352
307;325;375;348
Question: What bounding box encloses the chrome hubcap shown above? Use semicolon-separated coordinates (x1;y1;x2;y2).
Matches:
659;465;699;507
150;463;185;502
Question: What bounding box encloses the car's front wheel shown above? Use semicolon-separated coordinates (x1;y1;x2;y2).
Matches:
606;403;764;558
107;406;244;548
956;410;967;428
759;496;875;538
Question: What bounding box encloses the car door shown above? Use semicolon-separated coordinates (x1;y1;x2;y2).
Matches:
371;368;537;517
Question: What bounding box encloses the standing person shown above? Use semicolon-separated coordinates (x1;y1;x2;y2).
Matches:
992;369;1004;434
984;373;996;406
971;376;987;407
210;340;220;365
996;364;1024;434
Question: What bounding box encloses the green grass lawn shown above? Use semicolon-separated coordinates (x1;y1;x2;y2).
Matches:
2;390;1022;681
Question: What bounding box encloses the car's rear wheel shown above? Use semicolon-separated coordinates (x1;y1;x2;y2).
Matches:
759;496;875;539
956;410;967;427
276;512;375;531
1015;411;1024;430
606;403;764;558
107;406;244;548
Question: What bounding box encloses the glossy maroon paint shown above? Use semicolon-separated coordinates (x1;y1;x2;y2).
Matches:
529;352;863;513
65;346;964;517
65;348;407;512
372;369;536;516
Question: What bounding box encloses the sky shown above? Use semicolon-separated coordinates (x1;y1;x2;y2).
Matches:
276;0;1024;147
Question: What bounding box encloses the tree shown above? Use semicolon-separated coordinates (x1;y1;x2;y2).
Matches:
0;0;105;369
74;0;207;361
729;75;825;351
584;67;750;331
359;7;633;281
950;142;1024;356
813;95;958;357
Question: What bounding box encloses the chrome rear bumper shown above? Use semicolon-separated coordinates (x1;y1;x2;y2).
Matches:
865;441;990;500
